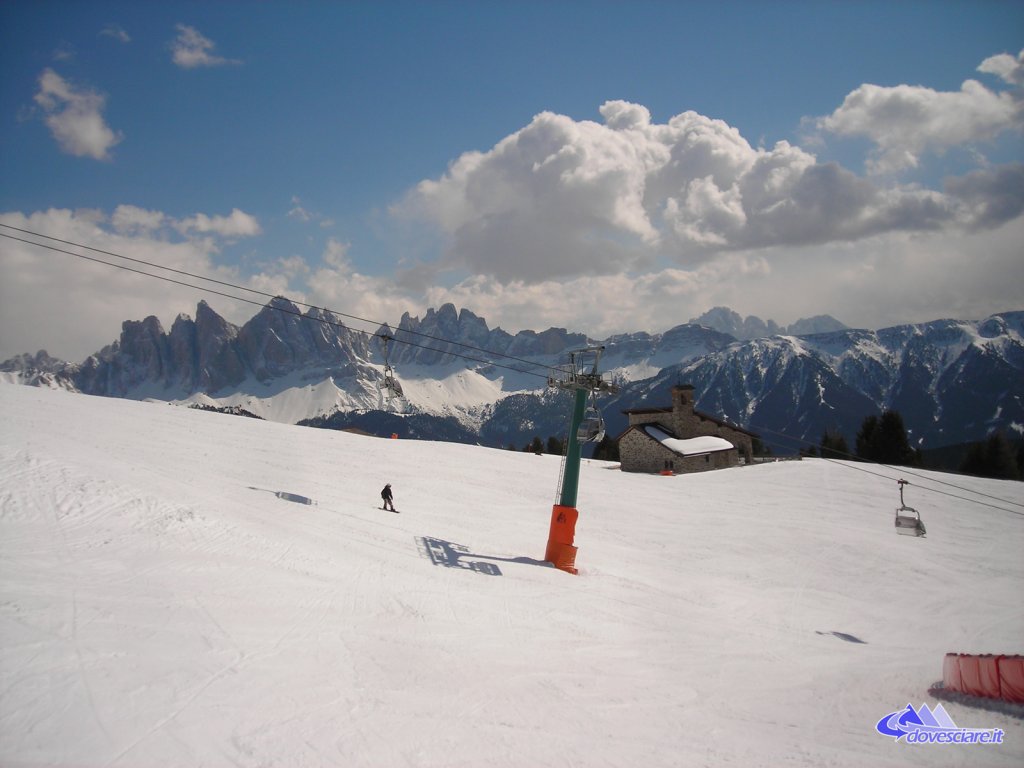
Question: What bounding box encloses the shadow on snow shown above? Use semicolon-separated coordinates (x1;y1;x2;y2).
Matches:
249;487;316;506
416;536;552;577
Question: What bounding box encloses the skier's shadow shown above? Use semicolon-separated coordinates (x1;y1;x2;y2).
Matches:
416;536;552;577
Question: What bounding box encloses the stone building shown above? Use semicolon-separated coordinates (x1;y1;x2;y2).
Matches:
617;385;757;474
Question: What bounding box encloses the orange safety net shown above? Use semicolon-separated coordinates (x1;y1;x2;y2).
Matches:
941;654;1024;703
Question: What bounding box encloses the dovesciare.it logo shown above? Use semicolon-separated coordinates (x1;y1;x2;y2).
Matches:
876;703;1005;745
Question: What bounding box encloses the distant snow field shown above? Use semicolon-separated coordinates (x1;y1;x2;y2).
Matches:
1;383;1021;767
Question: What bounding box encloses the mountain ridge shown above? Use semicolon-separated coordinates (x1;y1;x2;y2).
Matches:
688;306;849;340
2;302;1022;452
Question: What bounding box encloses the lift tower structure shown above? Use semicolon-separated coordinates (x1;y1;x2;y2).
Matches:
544;346;619;574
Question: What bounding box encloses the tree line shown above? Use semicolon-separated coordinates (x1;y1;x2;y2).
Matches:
509;436;566;455
508;434;620;461
812;410;1023;481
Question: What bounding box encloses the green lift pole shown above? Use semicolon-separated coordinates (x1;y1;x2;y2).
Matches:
544;347;617;574
557;387;589;508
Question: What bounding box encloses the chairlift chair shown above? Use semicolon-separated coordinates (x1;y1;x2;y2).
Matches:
378;334;404;402
576;393;606;443
382;367;404;400
894;479;926;537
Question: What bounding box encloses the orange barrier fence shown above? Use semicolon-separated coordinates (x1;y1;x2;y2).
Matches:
941;654;1024;703
1001;656;1024;703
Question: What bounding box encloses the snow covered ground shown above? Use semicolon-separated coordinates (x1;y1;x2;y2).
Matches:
1;383;1022;767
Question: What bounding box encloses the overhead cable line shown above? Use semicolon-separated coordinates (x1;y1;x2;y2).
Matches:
752;419;1023;509
869;462;1023;508
747;420;1024;516
3;225;1020;514
0;228;553;383
0;223;562;378
0;224;562;380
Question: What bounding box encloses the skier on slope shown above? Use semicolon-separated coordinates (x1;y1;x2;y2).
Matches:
381;483;395;512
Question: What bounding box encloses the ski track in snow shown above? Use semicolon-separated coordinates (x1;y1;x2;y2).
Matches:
1;383;1022;767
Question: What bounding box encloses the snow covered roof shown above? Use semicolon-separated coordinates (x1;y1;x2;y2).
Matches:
641;425;734;456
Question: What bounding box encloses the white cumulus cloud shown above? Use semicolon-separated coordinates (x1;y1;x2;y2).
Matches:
33;69;123;160
100;24;131;44
819;50;1023;174
0;208;265;362
820;80;1019;174
397;96;1019;288
978;48;1024;87
171;24;240;69
112;205;166;235
175;209;262;238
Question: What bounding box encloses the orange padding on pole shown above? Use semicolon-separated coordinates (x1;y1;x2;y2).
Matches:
941;654;1024;703
548;505;578;545
546;505;579;574
545;541;578;575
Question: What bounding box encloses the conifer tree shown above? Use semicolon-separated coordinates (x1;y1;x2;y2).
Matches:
856;410;916;466
592;433;620;462
523;436;544;454
960;431;1021;480
820;428;850;459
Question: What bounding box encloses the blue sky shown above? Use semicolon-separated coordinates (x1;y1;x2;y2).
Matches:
1;0;1022;362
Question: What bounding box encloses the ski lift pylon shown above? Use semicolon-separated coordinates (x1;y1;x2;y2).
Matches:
894;479;926;537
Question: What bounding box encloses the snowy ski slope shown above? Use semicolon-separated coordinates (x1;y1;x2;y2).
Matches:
1;383;1021;767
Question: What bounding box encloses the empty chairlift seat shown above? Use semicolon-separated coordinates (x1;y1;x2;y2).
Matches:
894;479;926;537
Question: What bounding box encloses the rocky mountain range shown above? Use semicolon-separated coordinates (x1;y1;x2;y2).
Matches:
3;298;1022;454
689;307;849;340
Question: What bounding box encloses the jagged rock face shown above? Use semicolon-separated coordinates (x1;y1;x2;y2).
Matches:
238;298;312;380
0;350;72;389
508;327;590;357
787;315;848;336
124;316;167;375
235;297;368;382
66;302;247;396
657;325;734;356
8;298;365;395
386;302;599;366
164;303;247;393
1;301;1021;451
61;316;168;397
0;350;65;375
691;306;848;340
305;307;371;363
168;314;199;389
102;315;174;395
390;303;516;366
690;306;783;340
194;300;247;392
